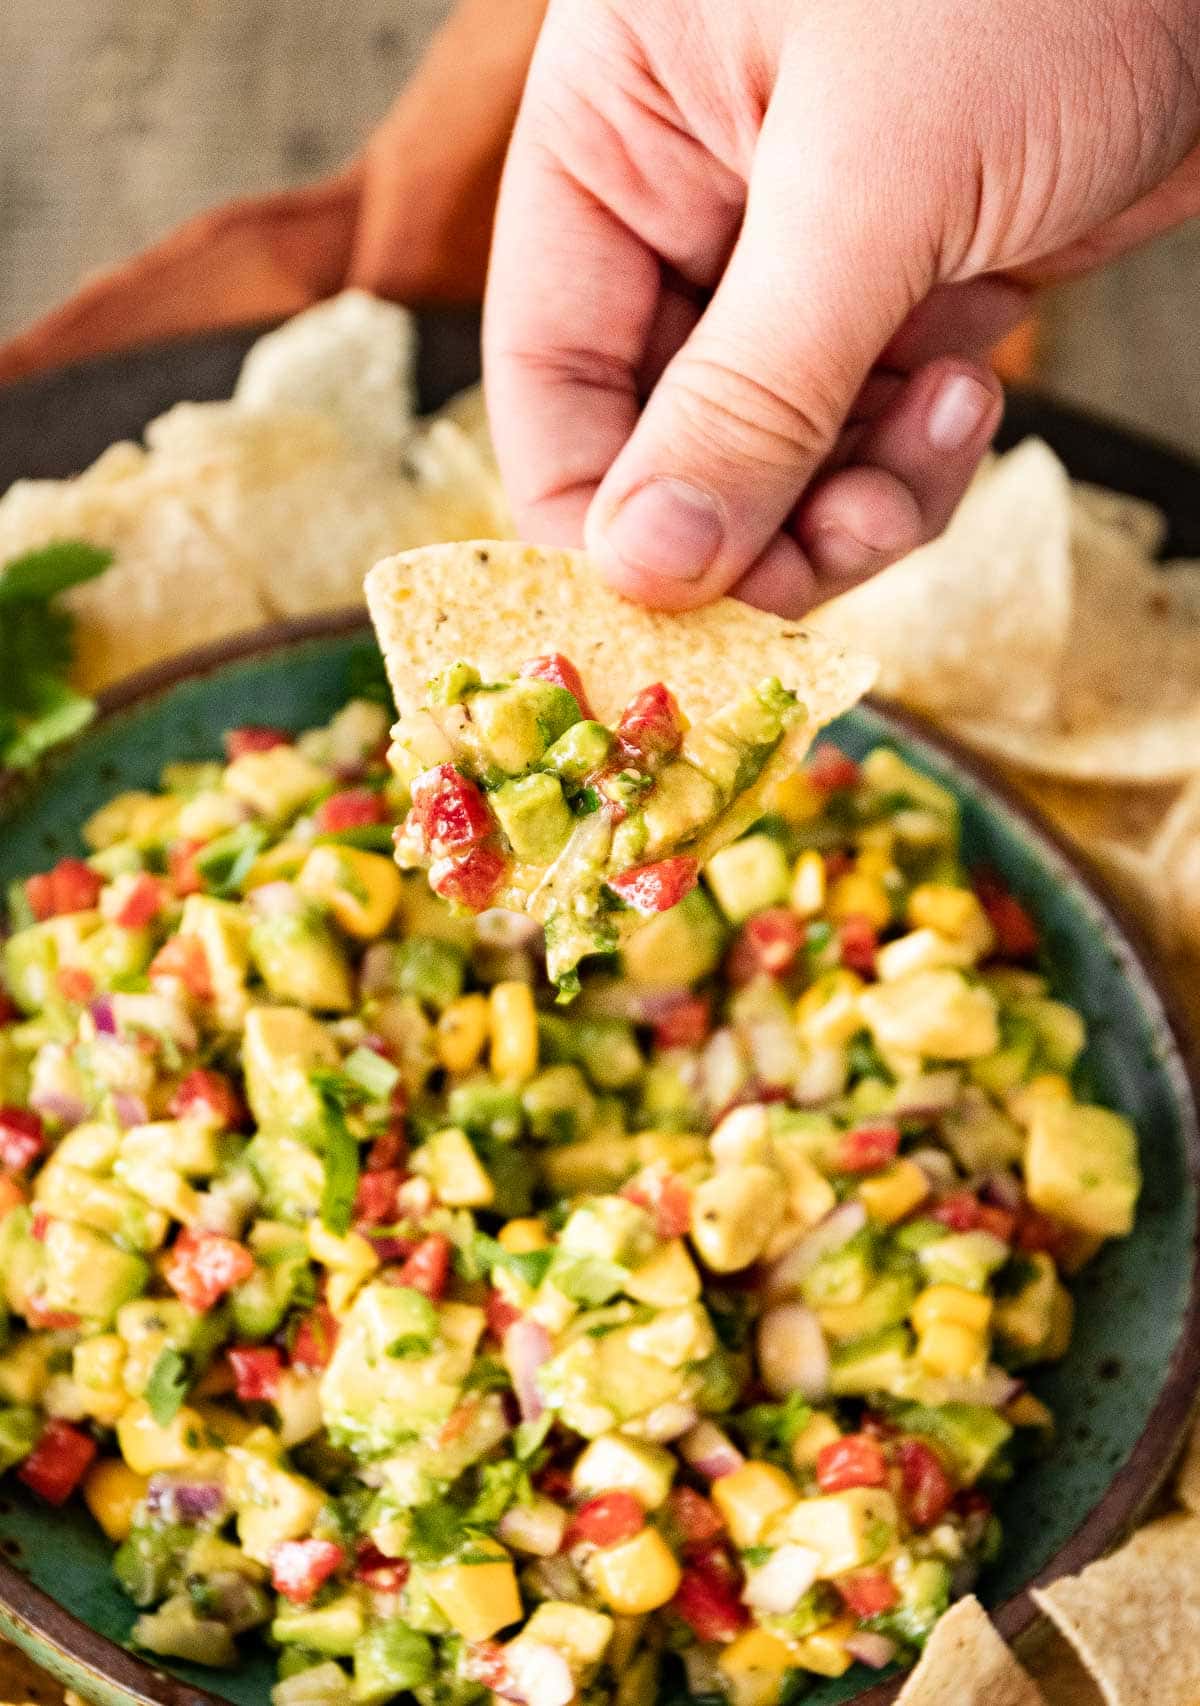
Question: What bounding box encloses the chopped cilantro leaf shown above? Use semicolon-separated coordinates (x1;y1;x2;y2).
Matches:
145;1347;190;1426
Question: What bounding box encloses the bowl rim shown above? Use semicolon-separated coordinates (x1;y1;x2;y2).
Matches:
0;609;1198;1706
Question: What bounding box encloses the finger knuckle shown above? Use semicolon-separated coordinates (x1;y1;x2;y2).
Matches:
665;350;840;471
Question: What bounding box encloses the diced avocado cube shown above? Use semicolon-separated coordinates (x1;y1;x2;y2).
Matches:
179;895;252;1028
492;773;574;863
827;1325;913;1397
522;1065;596;1143
0;1210;44;1322
392;936;466;1012
244;1133;325;1226
572;1018;643;1090
232;1226;310;1339
969;1015;1039;1097
35;1163;164;1253
640;764;722;860
1012;997;1087;1072
573;1432;675;1509
74;922;153;989
427;661;482;706
133;1596;237;1666
470;681;580;774
447;1077;525;1144
704;835;791;924
560;1196;653;1266
708;681;796;752
114;1524;193;1606
1025;1101;1140;1237
3;923;64;1015
918;1230;1010;1292
273;1594;365;1657
769;1487;899;1575
889;1401;1012;1483
541;721;613;785
249;905;353;1013
41;1219;149;1326
940;1088;1024;1172
620;886;726;987
412;1127;494;1208
226;1442;325;1564
0;1406;38;1473
681;725;745;796
242;1006;338;1136
859;748;958;825
886;1557;951;1648
993;1253;1059;1359
800;1230;877;1309
223;746;326;821
352;1622;434;1702
817;1271;917;1342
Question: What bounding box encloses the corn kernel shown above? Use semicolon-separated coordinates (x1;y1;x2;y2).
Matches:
437;993;490;1074
858;1159;929;1226
912;1284;994;1336
1005;1392;1054;1430
498;1217;550;1255
489;981;539;1084
828;873;891;931
243;840;307;890
83;1459;149;1542
916;1321;988;1378
789;850;826;919
719;1628;801;1706
908;883;986;939
794;1615;856;1678
773;774;824;825
855;847;895;884
711;1462;798;1549
297;844;403;939
588;1527;682;1615
795;970;864;1046
790;1413;842;1469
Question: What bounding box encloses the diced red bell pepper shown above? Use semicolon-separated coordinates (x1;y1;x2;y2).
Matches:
622;1172;692;1239
837;914;879;976
737;908;805;979
17;1419;97;1505
807;744;861;793
0;1178;27;1218
534;1464;574;1503
25;1300;81;1330
1016;1206;1072;1260
224;726;292;760
30;1211;49;1241
229;1345;285;1402
0;993;18;1027
167;839;205;898
615;684;685;765
315;788;387;834
975;874;1039;961
164;1229;255;1313
897;1437;954;1528
56;966;95;1004
486;1289;522;1341
651;994;711;1051
355;1540;411;1593
666;1486;725;1547
816;1434;889;1493
149;934;213;1001
114;874;167;929
367;1126;408;1173
521;653;592;720
291;1305;339;1371
353;1168;404;1226
836;1123;901;1174
396;1234;451;1301
430;845;507;911
26;858;104;921
271;1537;345;1604
461;1640;510;1690
671;1563;749;1642
0;1108;45;1173
837;1570;899;1618
975;1202;1018;1243
931;1191;1015;1244
169;1068;247;1131
564;1491;645;1550
607;856;698;915
408;764;493;854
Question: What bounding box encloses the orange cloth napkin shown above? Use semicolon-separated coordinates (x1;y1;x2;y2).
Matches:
0;0;1034;387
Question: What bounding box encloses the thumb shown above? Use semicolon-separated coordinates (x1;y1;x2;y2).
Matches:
584;127;934;608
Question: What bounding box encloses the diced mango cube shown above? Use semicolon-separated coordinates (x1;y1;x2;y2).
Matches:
916;1320;987;1378
588;1527;681;1615
298;845;403;939
911;1284;993;1335
828;873;891;931
573;1434;675;1510
436;994;490;1073
425;1543;523;1640
489;981;539;1084
711;1462;798;1548
859;1159;929;1225
794;1614;856;1678
83;1458;149;1541
767;1488;898;1576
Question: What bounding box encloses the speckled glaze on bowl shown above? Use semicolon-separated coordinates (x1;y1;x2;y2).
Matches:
0;614;1197;1706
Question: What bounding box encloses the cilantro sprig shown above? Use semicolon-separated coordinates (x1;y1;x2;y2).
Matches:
0;542;113;773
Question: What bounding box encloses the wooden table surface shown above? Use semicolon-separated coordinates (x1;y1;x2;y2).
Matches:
0;4;1195;1703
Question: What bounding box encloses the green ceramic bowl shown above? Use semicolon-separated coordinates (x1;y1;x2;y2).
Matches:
0;616;1197;1706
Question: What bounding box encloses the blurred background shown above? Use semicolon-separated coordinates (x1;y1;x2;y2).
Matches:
3;0;1200;454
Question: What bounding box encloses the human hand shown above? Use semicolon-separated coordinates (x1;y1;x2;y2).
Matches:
484;0;1200;613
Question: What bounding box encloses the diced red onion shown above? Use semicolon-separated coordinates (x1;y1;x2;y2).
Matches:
931;1368;1022;1407
360;943;398;997
113;1092;149;1130
757;1302;830;1401
503;1318;551;1424
889;1070;961;1119
846;1633;899;1670
90;995;117;1036
28;1089;86;1127
743;1016;803;1089
371;1234;417;1263
762;1201;868;1300
146;1475;225;1525
636;1400;699;1443
679;1420;744;1482
498;1499;568;1557
978;1170;1024;1213
701;1027;752;1113
497;1642;574;1706
743;1544;821;1613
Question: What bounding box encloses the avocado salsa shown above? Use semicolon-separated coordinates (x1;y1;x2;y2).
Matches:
0;692;1140;1706
388;655;802;996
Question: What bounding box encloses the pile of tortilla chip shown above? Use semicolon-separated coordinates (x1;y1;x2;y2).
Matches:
0;291;514;693
808;439;1200;1017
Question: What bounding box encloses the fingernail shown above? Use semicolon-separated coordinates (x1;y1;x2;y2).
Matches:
602;478;723;582
808;525;880;581
926;373;994;452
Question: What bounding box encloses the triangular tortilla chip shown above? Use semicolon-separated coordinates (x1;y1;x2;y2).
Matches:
365;541;876;729
895;1596;1046;1705
1033;1515;1200;1706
